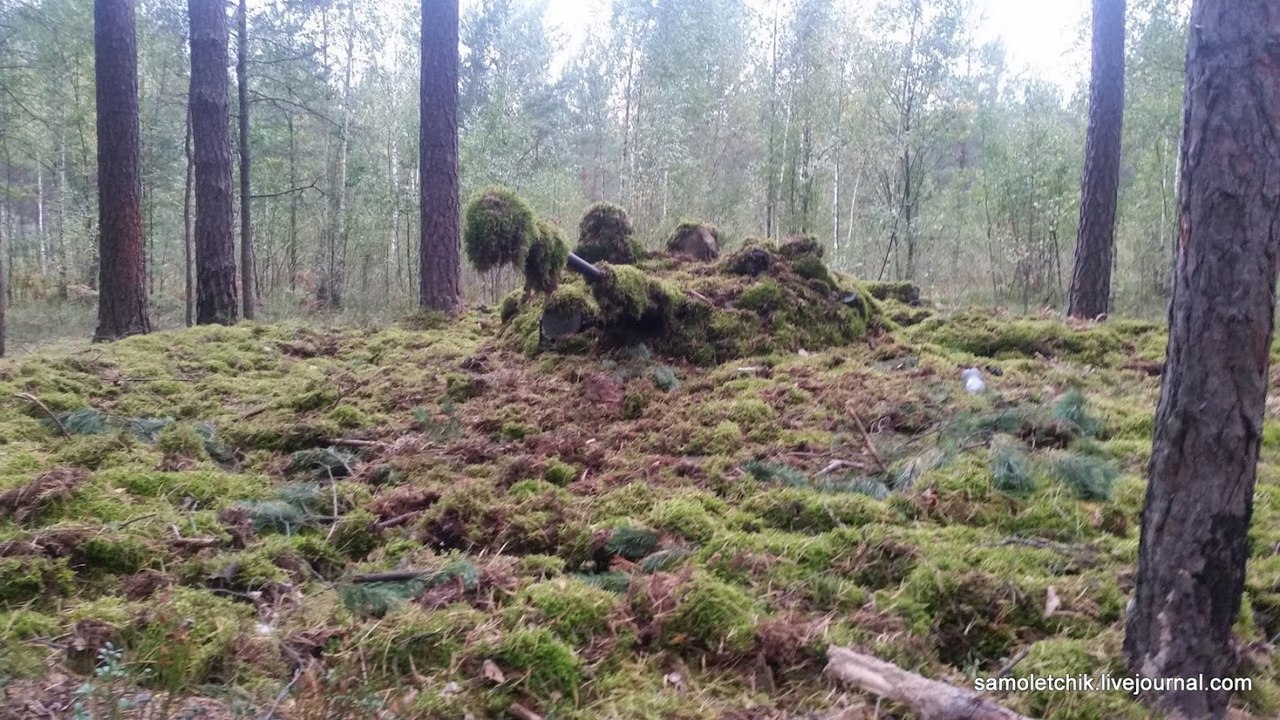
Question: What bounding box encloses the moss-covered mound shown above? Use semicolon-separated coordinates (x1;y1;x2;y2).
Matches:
524;220;570;294
6;291;1280;718
502;241;881;365
464;186;537;272
575;202;644;265
665;220;720;261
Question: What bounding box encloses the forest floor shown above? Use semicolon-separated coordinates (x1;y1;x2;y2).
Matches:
2;263;1279;718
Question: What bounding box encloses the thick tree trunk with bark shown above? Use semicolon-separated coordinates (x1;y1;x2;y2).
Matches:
419;0;461;312
189;0;238;325
183;109;194;327
1123;2;1280;717
237;0;255;319
1067;0;1125;319
93;0;151;342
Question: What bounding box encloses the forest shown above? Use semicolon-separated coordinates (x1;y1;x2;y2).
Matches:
1;0;1278;719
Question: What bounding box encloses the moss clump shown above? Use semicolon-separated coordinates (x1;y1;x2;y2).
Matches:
778;234;823;258
464;186;536;272
663;571;759;652
649;495;722;543
543;459;579;486
525;220;571;294
487;626;582;697
864;280;921;305
576;202;642;264
521;577;619;643
665;220;720;261
155;422;209;460
125;587;252;690
327;404;370;429
0;556;75;604
692;421;743;455
366;604;487;675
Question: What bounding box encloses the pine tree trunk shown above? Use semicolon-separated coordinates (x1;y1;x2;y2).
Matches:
93;0;151;342
419;0;461;312
237;0;255;319
1067;0;1125;319
0;198;5;358
183;108;194;327
189;0;238;325
1123;2;1280;717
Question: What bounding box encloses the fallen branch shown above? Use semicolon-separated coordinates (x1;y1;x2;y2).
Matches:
824;646;1034;720
995;647;1032;680
845;406;889;475
325;437;385;448
346;570;432;584
375;511;422;529
16;393;69;438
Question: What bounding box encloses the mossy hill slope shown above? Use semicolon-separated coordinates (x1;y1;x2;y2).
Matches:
0;306;1277;719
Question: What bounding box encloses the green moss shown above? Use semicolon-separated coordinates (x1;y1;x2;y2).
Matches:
737;280;786;314
125;587;252;690
366;604;487;676
464;186;536;272
328;404;370;429
691;421;743;455
0;608;60;677
576;202;642;265
791;254;837;291
663;571;759;652
0;556;74;604
1008;637;1147;719
863;280;921;305
487;626;582;697
649;495;722;543
329;508;379;560
521;577;619;643
525;220;571;294
543;459;579;486
155;422;209;460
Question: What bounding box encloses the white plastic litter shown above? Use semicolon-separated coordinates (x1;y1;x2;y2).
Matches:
961;367;986;394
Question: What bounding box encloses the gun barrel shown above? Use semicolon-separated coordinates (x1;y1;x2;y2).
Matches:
566;253;605;284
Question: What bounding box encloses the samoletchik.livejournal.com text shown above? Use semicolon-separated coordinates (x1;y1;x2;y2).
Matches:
975;674;1253;696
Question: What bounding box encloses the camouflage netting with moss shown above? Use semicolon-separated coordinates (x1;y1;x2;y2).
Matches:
464;186;537;272
3;287;1280;719
502;241;882;364
524;219;571;294
575;201;644;265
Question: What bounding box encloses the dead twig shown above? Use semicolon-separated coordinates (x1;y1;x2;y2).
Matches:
15;393;69;438
376;511;422;529
994;647;1032;679
846;405;889;475
325;437;385;448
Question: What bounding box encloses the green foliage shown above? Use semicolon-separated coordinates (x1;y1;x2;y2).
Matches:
664;572;759;652
1049;452;1120;501
1050;388;1104;438
341;580;424;618
464;186;537;272
488;627;582;697
991;437;1036;496
603;525;660;561
524;220;571;293
521;577;618;642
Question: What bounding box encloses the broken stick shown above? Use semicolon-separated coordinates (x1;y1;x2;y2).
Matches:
824;646;1034;720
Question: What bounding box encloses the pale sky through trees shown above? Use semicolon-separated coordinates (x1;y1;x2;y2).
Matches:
529;0;1092;90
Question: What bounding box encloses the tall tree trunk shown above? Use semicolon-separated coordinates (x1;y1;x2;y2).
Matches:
287;113;298;292
93;0;151;342
37;167;46;275
237;0;255;319
1123;2;1280;718
1067;0;1126;319
189;0;238;325
0;199;5;358
183;108;194;327
419;0;461;312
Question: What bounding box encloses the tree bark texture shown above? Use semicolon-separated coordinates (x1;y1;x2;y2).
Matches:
189;0;238;325
237;0;255;319
93;0;151;342
1123;2;1280;718
419;0;461;312
1067;0;1126;319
